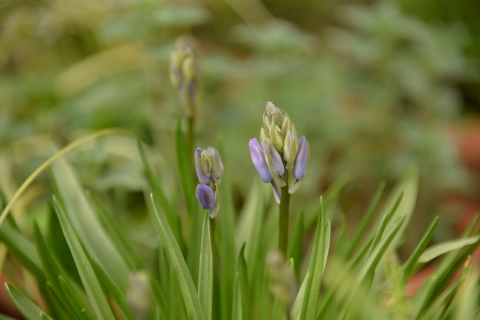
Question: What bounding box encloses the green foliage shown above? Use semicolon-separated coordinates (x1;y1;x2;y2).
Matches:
1;139;479;319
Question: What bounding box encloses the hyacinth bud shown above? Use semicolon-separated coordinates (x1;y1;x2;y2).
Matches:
260;127;269;147
281;115;292;136
195;148;211;185
283;130;298;171
266;101;283;126
169;38;198;118
289;136;310;194
266;251;297;309
127;271;151;320
210;190;220;218
200;150;211;174
249;138;274;183
196;185;216;210
270;124;284;152
208;146;224;185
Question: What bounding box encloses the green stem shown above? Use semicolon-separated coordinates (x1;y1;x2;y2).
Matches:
278;173;291;257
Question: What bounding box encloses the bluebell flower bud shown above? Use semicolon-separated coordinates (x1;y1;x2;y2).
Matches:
263;140;285;180
266;101;282;126
283;130;298;171
195;148;212;185
196;185;216;210
210;190;220;218
249;138;274;183
289;136;309;194
208;147;224;185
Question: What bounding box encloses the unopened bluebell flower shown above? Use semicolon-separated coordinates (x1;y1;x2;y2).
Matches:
289;135;310;194
194;146;223;218
249;101;310;203
196;185;216;210
249;139;274;183
170;39;198;118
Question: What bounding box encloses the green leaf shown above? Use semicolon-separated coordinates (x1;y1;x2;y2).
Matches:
150;194;204;320
0;222;43;279
237;243;251;319
359;216;406;281
215;138;237;320
53;198;116;320
271;298;288;320
377;167;418;248
402;216;439;279
298;198;327;320
231;273;243;320
4;283;52;320
87;190;144;270
50;152;128;289
419;236;480;263
198;211;213;320
346;181;385;257
137;141;184;252
57;276;95;320
89;259;134;320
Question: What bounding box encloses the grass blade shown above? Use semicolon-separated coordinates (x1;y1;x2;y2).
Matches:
4;284;52;320
402;216;439;279
150;194;204;320
299;197;327;320
419;236;479;263
53;198;116;320
198;211;213;320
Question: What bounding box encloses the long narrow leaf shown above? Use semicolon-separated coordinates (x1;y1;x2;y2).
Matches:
53;198;116;320
198;211;213;320
4;284;52;320
150;194;204;320
299;198;327;320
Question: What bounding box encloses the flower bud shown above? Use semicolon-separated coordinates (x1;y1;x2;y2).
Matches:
270;124;284;153
210;190;220;218
200;150;211;175
283;130;298;171
266;101;282;126
281;115;291;136
289;136;309;194
195;148;212;185
249;139;274;183
208;147;223;185
196;185;216;210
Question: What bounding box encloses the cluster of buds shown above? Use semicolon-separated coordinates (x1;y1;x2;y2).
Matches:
249;102;309;203
194;147;224;218
169;38;198;119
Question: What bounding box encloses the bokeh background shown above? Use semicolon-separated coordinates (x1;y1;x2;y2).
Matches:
1;0;480;273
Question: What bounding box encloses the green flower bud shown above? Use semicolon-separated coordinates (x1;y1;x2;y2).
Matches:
208;146;224;185
266;101;282;126
270;124;284;153
283;130;298;171
260;127;269;147
263;114;272;132
200;150;211;175
281;115;291;136
182;54;196;82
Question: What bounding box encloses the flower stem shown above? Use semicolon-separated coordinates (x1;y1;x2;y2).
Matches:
279;173;291;257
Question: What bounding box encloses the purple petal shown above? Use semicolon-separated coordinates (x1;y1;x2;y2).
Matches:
196;185;216;210
271;181;281;204
195;148;212;185
266;140;285;177
249;139;274;183
293;136;309;181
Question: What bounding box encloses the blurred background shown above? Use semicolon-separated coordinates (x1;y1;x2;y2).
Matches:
1;0;479;275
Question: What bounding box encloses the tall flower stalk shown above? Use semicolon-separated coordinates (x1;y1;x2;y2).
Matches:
249;102;310;256
194;146;224;255
170;39;199;157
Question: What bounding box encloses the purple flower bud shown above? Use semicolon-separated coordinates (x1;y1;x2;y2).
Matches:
289;136;309;194
194;148;212;185
293;136;309;180
196;185;216;210
249;138;274;183
264;140;284;178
